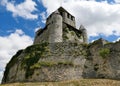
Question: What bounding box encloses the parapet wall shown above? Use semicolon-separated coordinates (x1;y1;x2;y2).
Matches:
34;23;84;44
34;28;49;44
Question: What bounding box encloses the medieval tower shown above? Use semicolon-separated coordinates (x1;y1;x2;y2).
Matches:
2;7;120;84
34;7;88;44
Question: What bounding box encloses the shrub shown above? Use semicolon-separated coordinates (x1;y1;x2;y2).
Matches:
58;61;74;66
99;48;110;59
30;61;56;69
23;42;49;78
70;31;75;36
64;28;69;33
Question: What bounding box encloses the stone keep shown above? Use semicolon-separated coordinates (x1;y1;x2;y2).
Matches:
34;7;88;44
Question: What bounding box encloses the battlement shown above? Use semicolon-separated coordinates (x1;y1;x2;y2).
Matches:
46;7;76;28
34;7;88;44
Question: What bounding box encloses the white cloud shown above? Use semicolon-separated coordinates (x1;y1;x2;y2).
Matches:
116;37;120;41
113;37;120;42
115;0;120;3
41;0;120;37
34;27;41;32
0;29;33;82
0;71;3;83
1;0;38;19
40;12;47;23
41;0;60;14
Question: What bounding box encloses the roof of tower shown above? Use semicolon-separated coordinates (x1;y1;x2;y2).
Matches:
57;7;75;17
79;25;85;30
58;7;69;13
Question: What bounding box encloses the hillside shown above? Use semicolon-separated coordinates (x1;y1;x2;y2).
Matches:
2;38;120;83
0;79;120;86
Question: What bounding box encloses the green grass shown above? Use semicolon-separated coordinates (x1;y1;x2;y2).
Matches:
22;42;49;78
99;48;110;59
30;61;74;69
1;79;120;86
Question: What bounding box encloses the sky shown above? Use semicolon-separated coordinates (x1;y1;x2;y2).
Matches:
0;0;120;83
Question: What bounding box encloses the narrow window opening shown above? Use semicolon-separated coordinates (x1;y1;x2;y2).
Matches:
71;16;74;21
67;13;69;18
60;12;63;17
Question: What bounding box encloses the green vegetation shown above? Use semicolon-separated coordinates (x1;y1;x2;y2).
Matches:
30;61;74;69
58;61;74;66
30;61;56;69
63;28;69;33
22;60;74;78
21;42;49;78
63;35;69;40
70;31;75;36
82;43;88;48
25;42;49;53
22;42;74;78
99;48;110;59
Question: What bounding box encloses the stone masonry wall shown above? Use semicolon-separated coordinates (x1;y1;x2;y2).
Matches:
2;42;86;83
2;39;120;84
48;13;63;43
34;28;49;44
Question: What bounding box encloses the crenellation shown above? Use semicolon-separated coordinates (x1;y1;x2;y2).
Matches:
34;7;88;44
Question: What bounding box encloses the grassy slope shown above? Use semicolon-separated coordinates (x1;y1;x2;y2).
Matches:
0;79;120;86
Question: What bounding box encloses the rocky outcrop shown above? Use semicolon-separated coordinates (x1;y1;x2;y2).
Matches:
2;42;86;83
2;39;120;84
83;39;120;79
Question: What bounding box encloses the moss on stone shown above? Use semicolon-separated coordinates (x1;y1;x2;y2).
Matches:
99;48;110;59
30;61;74;70
63;28;69;33
58;61;74;66
21;42;50;78
70;31;75;36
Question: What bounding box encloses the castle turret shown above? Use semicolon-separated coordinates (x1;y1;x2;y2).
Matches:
79;25;88;43
47;10;63;43
33;7;88;44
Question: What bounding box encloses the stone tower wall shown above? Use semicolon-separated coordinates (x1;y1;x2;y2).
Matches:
48;13;63;43
82;29;88;43
34;13;63;44
62;23;84;42
79;25;88;43
34;7;87;44
34;28;49;44
62;12;76;27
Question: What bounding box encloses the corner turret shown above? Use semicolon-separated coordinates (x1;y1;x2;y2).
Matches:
47;9;63;43
79;25;88;43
